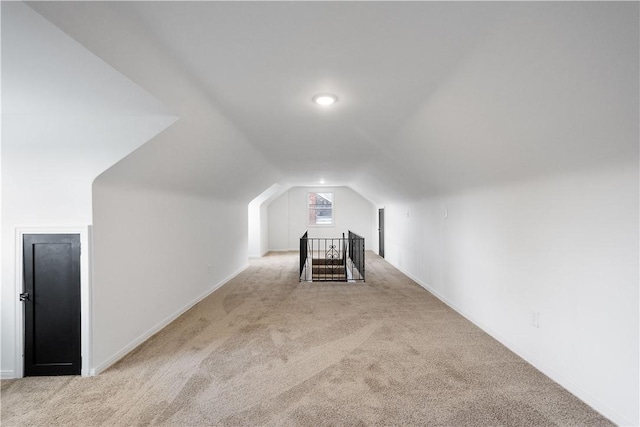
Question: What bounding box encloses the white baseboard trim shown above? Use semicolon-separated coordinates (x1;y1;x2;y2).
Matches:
1;370;16;380
249;251;271;259
391;262;633;427
89;264;249;377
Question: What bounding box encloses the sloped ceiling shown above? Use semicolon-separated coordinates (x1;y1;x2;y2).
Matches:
2;1;178;177
26;1;639;204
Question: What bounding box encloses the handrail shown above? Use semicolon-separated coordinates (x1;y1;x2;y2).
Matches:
342;233;347;281
299;230;308;280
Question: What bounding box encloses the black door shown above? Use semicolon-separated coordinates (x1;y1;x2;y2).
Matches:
23;234;81;376
378;208;385;258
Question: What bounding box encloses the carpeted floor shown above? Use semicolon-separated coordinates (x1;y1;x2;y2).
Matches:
1;251;613;426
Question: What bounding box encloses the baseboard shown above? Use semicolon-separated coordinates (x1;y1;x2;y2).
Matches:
90;264;249;376
391;262;634;427
1;370;16;380
248;250;272;259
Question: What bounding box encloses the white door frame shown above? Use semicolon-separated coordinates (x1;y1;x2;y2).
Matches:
15;226;92;377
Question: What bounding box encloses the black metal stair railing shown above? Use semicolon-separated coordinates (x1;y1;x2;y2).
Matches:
299;230;308;278
348;230;365;281
299;230;365;282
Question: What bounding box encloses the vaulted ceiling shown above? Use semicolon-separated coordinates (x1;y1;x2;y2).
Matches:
23;1;640;204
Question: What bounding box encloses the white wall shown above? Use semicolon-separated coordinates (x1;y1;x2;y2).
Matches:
248;184;285;258
383;162;639;426
377;4;638;424
248;200;272;258
248;201;261;258
268;191;290;251
0;2;175;378
268;186;375;251
91;183;249;373
260;203;269;256
87;87;280;374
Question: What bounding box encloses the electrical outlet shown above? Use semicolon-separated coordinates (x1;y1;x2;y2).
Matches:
531;311;540;328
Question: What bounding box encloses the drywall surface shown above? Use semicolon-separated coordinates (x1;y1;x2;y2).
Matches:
248;201;261;258
248;200;272;258
377;5;638;422
384;2;638;198
268;186;374;251
91;183;249;372
268;192;290;252
0;2;175;378
88;97;280;373
87;67;280;372
383;163;639;426
260;203;269;256
248;184;285;258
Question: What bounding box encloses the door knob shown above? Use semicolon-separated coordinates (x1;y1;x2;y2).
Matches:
19;292;29;301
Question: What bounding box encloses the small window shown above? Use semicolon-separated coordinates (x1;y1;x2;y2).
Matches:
308;192;334;226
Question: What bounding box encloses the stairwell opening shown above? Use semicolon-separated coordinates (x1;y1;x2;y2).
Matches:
299;230;365;282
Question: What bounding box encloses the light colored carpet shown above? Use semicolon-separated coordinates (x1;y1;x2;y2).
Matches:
1;251;612;426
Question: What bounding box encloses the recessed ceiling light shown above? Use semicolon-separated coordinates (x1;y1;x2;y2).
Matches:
312;94;338;106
